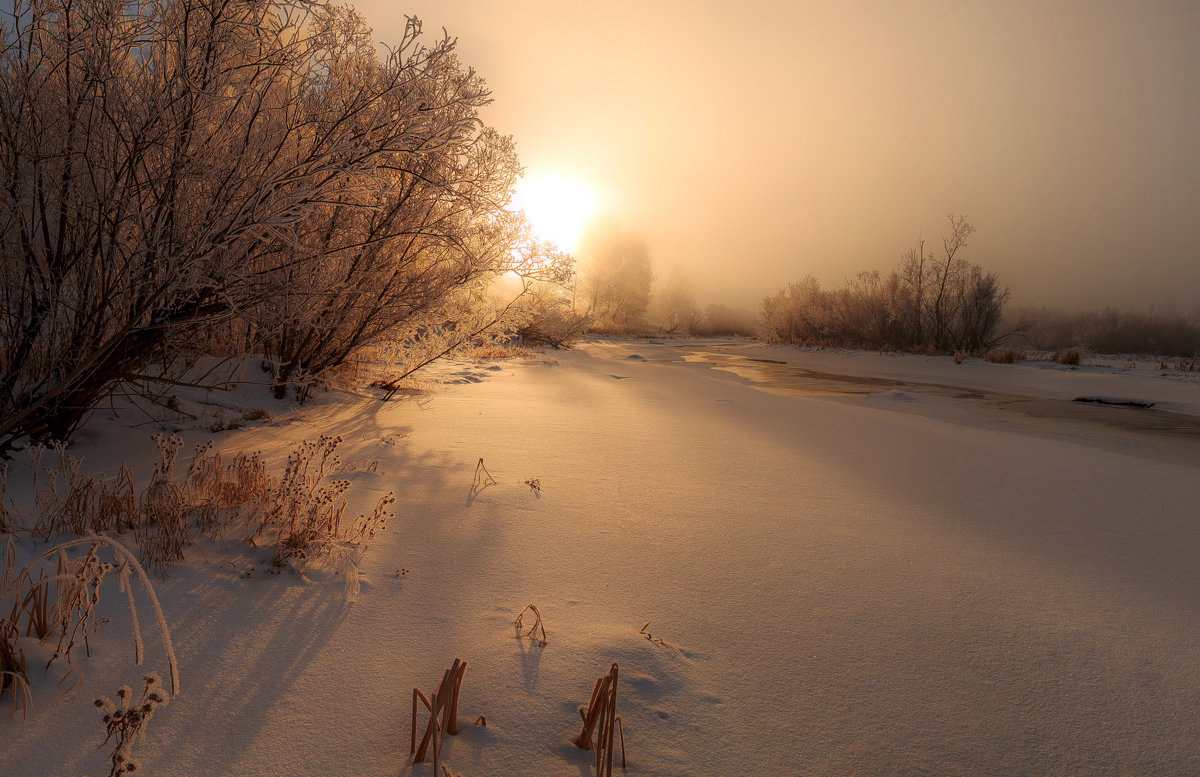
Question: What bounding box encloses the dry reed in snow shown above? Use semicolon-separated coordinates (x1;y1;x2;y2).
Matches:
514;604;547;646
574;662;626;776
412;658;469;773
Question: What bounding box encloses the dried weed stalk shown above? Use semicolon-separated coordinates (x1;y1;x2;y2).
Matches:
95;672;169;777
474;458;497;487
514;604;547;646
639;621;675;650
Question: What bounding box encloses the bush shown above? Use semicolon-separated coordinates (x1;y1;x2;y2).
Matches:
762;215;1008;352
0;1;555;449
983;349;1022;364
1053;349;1082;366
1008;306;1200;357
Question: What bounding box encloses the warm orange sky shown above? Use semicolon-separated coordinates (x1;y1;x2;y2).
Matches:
356;0;1200;312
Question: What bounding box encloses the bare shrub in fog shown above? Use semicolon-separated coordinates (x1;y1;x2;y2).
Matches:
1009;306;1200;357
576;222;654;331
0;0;558;450
691;303;760;337
511;279;589;348
762;215;1008;352
648;264;701;334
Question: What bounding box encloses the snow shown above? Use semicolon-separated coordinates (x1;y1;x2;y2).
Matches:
4;338;1200;776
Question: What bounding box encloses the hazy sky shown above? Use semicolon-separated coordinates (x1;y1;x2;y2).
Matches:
356;0;1200;312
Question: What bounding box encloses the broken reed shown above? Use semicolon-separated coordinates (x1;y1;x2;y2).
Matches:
412;658;469;774
574;662;626;777
514;604;547;646
639;621;674;650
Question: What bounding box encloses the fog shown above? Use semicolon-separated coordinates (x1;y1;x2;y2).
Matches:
356;0;1200;312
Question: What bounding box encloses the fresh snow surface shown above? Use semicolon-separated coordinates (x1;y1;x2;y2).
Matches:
4;338;1200;776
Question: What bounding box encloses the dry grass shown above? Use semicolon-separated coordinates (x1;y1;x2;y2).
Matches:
982;348;1022;364
574;662;626;777
0;535;179;721
514;604;547;646
1158;356;1198;372
1;617;31;719
1052;349;1082;366
464;343;538;359
412;658;469;773
4;434;393;584
220;435;395;573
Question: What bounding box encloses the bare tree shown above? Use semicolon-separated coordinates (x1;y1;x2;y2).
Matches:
576;222;653;330
0;0;549;450
762;215;1008;352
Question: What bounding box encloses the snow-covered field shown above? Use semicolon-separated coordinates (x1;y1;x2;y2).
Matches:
4;338;1200;776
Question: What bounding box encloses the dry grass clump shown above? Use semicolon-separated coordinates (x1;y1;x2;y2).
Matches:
574;662;626;776
412;658;470;773
2;434;394;582
0;535;179;720
1158;356;1198;372
0;618;31;718
220;435;394;572
95;672;169;777
1052;349;1082;366
982;348;1022;364
465;342;538;359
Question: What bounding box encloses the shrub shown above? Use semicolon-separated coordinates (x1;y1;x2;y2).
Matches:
762;215;1008;353
0;0;559;450
1053;349;1082;366
983;348;1021;364
1007;306;1200;357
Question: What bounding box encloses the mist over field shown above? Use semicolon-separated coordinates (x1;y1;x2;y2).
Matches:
3;2;1200;776
364;0;1200;314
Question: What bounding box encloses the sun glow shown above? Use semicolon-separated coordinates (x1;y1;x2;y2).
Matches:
512;175;596;254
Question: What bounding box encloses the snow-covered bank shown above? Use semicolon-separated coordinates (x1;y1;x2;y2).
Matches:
4;338;1200;776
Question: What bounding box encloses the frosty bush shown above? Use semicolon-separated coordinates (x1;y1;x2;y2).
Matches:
0;0;563;450
762;215;1008;352
1008;306;1200;357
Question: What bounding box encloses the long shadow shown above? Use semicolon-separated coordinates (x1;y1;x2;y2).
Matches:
151;573;353;776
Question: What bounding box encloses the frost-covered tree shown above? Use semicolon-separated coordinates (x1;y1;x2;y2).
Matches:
0;0;550;450
576;222;653;329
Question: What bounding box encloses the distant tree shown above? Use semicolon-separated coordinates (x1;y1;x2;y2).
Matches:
762;215;1008;352
576;222;654;329
649;264;700;334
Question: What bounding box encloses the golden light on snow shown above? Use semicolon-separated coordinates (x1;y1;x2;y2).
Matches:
511;175;595;254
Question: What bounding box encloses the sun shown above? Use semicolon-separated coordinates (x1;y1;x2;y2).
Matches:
511;175;596;254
